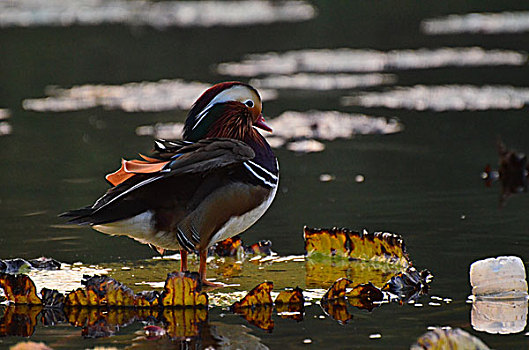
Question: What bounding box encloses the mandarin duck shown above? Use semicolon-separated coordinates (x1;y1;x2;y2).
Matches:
61;82;279;286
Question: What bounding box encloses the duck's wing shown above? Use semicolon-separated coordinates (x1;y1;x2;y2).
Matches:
60;138;255;225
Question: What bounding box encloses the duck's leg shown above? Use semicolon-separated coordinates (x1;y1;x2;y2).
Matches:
180;249;188;272
199;249;224;288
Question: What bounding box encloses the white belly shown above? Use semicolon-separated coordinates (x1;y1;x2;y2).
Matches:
208;182;278;248
93;211;180;250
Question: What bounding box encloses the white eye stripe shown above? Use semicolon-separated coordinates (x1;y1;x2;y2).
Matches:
244;100;254;108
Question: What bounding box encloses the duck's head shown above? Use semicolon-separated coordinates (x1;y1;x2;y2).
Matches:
183;82;272;142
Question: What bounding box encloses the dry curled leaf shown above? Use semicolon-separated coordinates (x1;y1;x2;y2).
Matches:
231;282;274;331
304;226;410;266
275;287;305;321
0;273;42;305
231;282;274;309
321;278;353;301
275;287;304;305
65;275;159;307
160;272;208;307
209;236;243;257
346;282;384;311
382;267;433;303
244;240;273;256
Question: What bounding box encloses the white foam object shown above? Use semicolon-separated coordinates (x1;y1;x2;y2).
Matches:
470;256;528;297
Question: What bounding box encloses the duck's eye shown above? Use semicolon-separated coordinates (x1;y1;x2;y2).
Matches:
244;100;254;108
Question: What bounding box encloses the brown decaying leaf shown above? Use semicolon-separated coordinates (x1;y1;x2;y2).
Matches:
346;282;384;311
275;287;304;305
65;275;159;307
275;287;305;321
0;273;43;305
321;278;353;301
231;282;274;309
209;236;243;257
304;226;410;266
160;272;208;307
231;282;275;331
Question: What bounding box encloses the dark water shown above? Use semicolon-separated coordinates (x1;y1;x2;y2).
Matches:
2;0;529;348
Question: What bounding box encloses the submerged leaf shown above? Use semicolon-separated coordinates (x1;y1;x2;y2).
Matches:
304;226;410;266
160;272;208;307
0;273;42;305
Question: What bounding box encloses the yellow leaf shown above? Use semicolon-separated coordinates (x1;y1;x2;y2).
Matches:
322;278;353;301
231;282;274;309
0;273;42;305
304;226;410;266
160;272;208;307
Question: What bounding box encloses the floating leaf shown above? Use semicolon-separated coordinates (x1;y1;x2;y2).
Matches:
411;327;491;350
0;273;42;305
244;240;274;256
231;282;274;309
160;272;208;308
275;287;304;305
40;288;65;308
162;308;208;339
65;275;158;307
0;305;42;337
209;236;243;257
321;278;353;301
231;282;274;331
382;267;433;303
346;282;384;311
275;287;305;321
304;227;410;267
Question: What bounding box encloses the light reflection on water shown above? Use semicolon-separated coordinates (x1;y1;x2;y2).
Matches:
0;0;316;28
343;85;529;111
217;47;526;76
422;11;529;35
